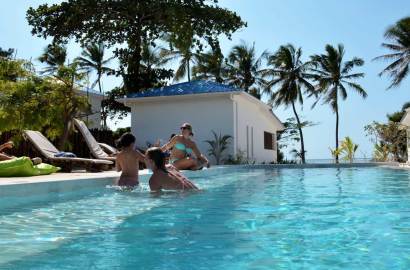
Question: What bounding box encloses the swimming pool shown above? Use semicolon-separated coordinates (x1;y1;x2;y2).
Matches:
1;166;410;269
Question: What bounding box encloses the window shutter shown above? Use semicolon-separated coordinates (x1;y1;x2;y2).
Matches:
264;132;273;150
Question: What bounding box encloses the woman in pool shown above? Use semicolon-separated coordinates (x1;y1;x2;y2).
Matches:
115;133;145;187
145;147;198;192
161;123;210;170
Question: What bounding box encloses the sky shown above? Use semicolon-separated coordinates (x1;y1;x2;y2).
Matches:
1;0;410;159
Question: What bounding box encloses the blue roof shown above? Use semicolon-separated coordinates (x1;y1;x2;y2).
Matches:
127;80;242;98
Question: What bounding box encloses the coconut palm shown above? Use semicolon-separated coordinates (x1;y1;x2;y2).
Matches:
310;44;367;163
192;44;226;83
38;43;67;74
226;41;266;99
75;42;114;93
261;44;314;164
140;43;169;70
160;33;196;82
374;17;410;89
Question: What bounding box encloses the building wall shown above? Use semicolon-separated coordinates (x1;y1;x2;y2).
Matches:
407;128;410;163
232;94;281;163
129;95;235;164
77;93;103;129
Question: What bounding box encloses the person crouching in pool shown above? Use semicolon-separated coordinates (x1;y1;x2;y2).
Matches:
115;133;145;187
161;123;210;170
145;147;198;192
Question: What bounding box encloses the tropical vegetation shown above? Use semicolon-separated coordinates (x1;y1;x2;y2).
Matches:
364;102;409;162
1;3;409;161
374;17;410;89
204;131;232;165
261;44;315;163
310;44;366;163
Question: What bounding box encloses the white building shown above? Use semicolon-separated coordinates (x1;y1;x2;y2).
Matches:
76;88;104;129
119;80;285;164
400;108;410;162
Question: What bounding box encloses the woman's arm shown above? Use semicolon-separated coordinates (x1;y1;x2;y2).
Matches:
192;142;209;165
0;152;13;161
161;136;178;152
0;141;13;152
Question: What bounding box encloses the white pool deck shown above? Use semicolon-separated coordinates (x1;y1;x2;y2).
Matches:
0;162;404;187
0;169;151;186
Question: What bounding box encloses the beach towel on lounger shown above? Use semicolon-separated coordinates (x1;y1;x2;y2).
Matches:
54;152;77;158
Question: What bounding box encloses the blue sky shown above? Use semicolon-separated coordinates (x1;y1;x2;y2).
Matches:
1;0;410;159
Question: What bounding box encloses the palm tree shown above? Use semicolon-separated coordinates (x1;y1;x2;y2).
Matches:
339;136;359;163
160;33;195;82
192;43;226;83
261;44;314;164
140;43;168;70
226;41;266;99
38;43;67;74
204;131;232;165
311;44;367;163
75;42;114;93
374;17;410;89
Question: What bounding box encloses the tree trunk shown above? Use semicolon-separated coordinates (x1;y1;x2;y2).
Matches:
335;103;340;164
291;101;306;164
59;120;71;150
187;59;191;82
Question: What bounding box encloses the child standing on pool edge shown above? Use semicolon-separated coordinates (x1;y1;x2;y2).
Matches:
115;133;145;187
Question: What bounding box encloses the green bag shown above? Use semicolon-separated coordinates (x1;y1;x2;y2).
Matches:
0;157;60;177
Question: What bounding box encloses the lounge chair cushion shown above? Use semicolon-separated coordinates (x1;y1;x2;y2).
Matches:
73;119;110;159
23;130;113;166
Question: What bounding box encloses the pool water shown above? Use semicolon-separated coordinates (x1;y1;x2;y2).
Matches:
1;166;410;269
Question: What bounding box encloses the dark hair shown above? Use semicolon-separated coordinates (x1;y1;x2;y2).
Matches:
146;147;167;172
170;133;176;140
116;132;136;149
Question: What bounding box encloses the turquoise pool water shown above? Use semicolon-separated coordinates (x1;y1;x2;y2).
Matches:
1;166;410;269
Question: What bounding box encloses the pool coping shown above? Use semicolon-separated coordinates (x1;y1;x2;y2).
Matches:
0;162;402;188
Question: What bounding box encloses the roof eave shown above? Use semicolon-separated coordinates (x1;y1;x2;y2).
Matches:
117;91;241;104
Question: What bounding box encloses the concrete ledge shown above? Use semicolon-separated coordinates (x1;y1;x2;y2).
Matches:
214;162;400;170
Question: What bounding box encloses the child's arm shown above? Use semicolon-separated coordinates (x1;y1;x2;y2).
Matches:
134;149;146;164
116;158;122;172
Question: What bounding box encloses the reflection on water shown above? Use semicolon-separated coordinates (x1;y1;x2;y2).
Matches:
1;167;410;270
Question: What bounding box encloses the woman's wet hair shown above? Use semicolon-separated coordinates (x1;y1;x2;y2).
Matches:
146;147;167;172
116;133;136;149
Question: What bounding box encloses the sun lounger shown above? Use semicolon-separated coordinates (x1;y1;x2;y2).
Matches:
23;130;113;172
73;119;117;161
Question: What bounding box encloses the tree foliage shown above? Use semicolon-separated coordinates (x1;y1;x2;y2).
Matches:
374;17;410;89
311;44;366;163
261;44;315;163
226;41;266;99
204;130;232;165
365;102;408;162
0;55;89;150
27;0;245;92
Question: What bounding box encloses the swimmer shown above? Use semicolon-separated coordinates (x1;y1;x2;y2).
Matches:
145;147;198;192
115;133;145;187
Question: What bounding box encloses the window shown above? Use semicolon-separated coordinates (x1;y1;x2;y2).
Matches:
264;131;275;150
